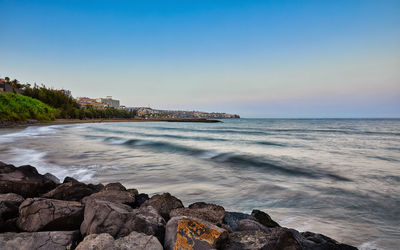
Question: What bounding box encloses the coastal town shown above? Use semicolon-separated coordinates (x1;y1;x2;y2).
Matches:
1;77;239;120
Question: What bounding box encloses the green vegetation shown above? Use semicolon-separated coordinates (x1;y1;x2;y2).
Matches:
1;77;137;122
0;93;56;122
22;84;82;119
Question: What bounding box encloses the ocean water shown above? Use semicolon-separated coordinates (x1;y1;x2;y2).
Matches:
0;119;399;249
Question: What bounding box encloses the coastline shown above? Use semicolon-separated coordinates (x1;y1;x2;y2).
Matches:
0;161;358;249
0;118;223;129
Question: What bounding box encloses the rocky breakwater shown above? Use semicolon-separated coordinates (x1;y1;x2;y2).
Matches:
0;161;358;250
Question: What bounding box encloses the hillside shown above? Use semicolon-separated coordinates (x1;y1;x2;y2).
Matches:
0;93;56;122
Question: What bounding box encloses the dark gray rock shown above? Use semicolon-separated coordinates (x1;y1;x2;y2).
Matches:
224;227;302;250
224;230;271;250
17;198;84;231
133;193;149;208
170;202;225;225
1;217;19;232
224;211;256;231
141;192;183;221
127;188;139;196
251;209;280;228
44;173;60;185
165;216;228;250
0;163;57;198
63;176;79;183
0;193;24;219
0;230;80;250
300;231;358;250
41;181;101;201
236;219;270;233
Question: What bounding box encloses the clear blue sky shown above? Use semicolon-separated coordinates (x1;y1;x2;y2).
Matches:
1;0;399;117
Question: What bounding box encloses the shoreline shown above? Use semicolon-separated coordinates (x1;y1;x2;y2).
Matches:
0;161;358;249
0;118;223;129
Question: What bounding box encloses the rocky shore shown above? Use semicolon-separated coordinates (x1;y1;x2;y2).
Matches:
0;161;358;250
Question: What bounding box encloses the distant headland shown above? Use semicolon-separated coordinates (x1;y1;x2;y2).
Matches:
0;77;239;127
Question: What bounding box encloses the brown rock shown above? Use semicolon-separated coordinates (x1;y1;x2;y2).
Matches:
80;199;165;241
164;216;228;250
0;163;57;198
76;231;163;250
41;181;101;201
104;182;126;191
0;231;80;250
141;193;183;221
82;183;135;206
170;202;225;225
80;199;133;238
75;233;115;250
17;198;84;231
0;194;24;218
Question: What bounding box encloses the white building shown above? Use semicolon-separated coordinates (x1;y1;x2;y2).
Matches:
96;96;120;109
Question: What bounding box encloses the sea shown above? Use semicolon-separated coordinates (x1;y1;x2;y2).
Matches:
0;118;399;249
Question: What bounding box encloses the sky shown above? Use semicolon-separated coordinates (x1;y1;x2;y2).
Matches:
1;0;399;118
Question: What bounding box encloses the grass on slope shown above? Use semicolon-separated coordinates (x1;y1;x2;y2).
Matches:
0;93;56;122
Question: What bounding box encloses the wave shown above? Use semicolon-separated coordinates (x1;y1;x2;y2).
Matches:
209;153;351;182
0;125;63;143
96;136;350;181
145;126;400;137
3;147;99;183
89;126;229;142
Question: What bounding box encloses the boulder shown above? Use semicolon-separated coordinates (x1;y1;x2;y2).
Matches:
0;230;80;250
41;181;101;201
170;202;225;225
133;193;149;208
81;199;165;241
0;193;25;205
0;163;57;197
120;205;166;242
127;188;139;196
82;183;135;206
63;176;79;183
76;231;163;250
224;230;271;250
44;173;60;184
164;216;228;250
251;209;280;228
236;219;270;233
17;198;84;231
114;231;163;250
1;193;25;219
224;211;256;231
225;227;302;250
1;217;19;232
76;233;114;250
141;192;183;221
80;199;133;238
301;231;358;250
103;182;126;191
